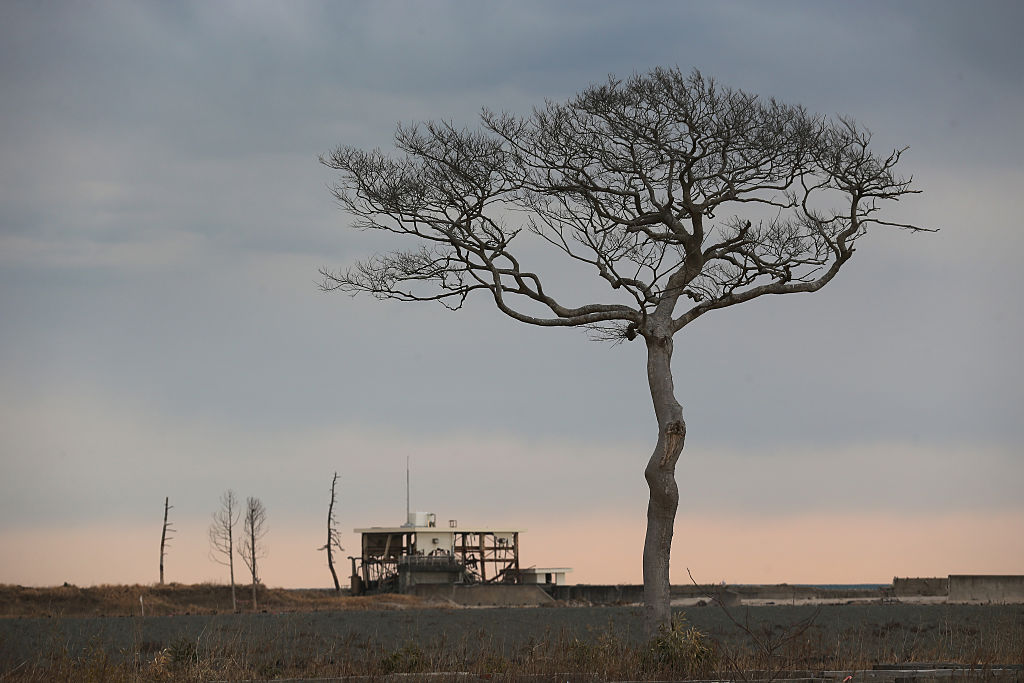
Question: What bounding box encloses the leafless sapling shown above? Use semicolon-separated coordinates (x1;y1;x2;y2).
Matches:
208;489;240;612
238;495;267;611
159;496;174;585
317;472;345;592
320;67;929;635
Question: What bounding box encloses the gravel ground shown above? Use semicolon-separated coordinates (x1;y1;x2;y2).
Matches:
1;603;1021;669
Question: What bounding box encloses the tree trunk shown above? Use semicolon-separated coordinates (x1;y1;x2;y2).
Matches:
327;549;340;592
643;333;685;636
228;521;237;613
250;520;258;611
160;497;170;585
327;472;341;592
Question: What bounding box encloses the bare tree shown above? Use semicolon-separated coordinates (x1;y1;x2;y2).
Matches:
159;496;174;585
320;67;928;634
317;472;345;592
209;490;240;612
238;496;267;611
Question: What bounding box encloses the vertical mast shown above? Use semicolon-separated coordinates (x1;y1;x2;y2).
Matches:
406;456;410;523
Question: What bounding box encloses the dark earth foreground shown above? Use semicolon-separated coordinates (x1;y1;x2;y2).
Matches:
1;603;1021;670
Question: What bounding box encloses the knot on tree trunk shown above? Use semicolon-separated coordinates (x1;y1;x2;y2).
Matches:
658;420;686;468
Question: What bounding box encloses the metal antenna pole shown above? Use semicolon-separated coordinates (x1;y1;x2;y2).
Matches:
406;456;410;523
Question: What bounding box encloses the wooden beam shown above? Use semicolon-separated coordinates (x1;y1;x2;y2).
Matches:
513;532;520;582
361;534;369;584
479;533;486;582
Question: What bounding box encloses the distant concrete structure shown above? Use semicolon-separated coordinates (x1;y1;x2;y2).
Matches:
409;583;555;606
553;576;1024;606
892;576;949;597
947;575;1024;603
892;575;1024;604
350;511;570;595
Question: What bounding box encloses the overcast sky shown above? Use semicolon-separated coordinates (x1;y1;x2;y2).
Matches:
1;0;1021;588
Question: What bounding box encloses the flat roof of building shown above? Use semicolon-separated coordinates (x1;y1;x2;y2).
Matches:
354;526;526;534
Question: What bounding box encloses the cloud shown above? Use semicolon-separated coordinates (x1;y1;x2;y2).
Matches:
2;386;1018;534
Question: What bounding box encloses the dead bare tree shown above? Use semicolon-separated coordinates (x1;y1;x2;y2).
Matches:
159;496;174;585
317;472;344;592
320;67;929;635
209;489;240;612
238;496;267;611
687;568;821;680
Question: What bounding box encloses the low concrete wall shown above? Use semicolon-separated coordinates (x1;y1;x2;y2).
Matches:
547;584;644;604
549;584;884;605
411;584;554;607
948;575;1024;603
412;577;1024;606
893;577;948;597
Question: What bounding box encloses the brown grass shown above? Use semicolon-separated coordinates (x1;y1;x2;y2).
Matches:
4;613;1022;682
0;582;423;618
2;586;1020;681
0;616;734;682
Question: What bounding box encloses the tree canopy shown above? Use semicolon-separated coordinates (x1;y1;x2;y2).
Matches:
321;67;924;343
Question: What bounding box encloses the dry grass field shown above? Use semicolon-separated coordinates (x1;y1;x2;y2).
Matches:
0;582;419;618
0;584;1021;681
